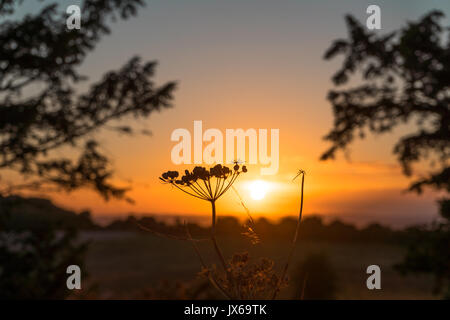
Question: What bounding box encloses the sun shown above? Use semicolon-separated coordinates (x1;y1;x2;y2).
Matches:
249;180;269;200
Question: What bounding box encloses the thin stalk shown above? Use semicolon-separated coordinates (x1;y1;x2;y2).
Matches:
214;175;225;199
184;223;231;299
194;181;210;198
299;273;308;300
203;179;212;198
207;177;213;197
272;171;305;300
210;200;228;272
210;199;240;299
219;173;239;198
170;183;207;200
188;182;209;199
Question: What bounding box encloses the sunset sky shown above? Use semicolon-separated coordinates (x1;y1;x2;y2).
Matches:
14;0;450;227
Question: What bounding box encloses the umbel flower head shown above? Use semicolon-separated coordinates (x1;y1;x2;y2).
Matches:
160;162;249;299
160;163;247;202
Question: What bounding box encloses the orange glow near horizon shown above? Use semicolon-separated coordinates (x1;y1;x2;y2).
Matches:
40;145;439;228
11;1;446;227
20;101;438;228
10;95;435;229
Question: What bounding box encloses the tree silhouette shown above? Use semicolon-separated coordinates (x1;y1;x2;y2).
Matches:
321;11;449;194
322;10;449;299
0;0;176;201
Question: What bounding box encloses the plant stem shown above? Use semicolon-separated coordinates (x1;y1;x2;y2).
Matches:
210;200;228;272
184;223;231;299
272;171;305;300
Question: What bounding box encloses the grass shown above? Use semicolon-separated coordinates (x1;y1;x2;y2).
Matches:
81;231;435;299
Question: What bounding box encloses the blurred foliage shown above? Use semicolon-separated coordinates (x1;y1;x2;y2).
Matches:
395;199;450;299
0;194;434;245
0;196;444;299
0;195;96;230
0;0;175;201
322;11;449;194
0;0;170;298
0;196;89;299
324;10;450;300
133;214;403;244
292;253;338;300
203;252;285;300
0;226;88;299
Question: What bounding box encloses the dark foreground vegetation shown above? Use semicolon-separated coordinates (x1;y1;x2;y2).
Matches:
0;195;446;299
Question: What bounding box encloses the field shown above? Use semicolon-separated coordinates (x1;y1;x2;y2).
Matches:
80;231;435;299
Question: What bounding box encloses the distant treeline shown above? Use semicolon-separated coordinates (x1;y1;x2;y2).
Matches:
0;195;425;244
107;215;410;244
0;196;96;230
